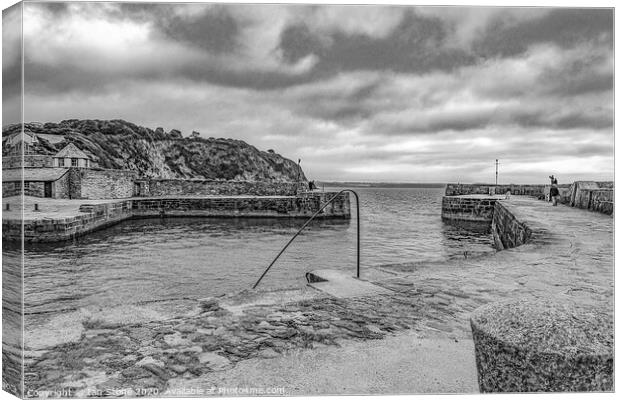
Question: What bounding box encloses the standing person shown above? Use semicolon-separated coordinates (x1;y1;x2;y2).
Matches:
550;182;560;206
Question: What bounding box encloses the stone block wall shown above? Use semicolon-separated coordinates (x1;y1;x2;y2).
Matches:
580;189;613;215
25;182;45;197
5;192;351;242
17;201;134;242
2;155;53;169
54;170;72;199
2;181;21;197
146;179;307;197
441;196;532;249
542;185;572;203
569;181;614;214
491;201;532;250
132;192;350;219
441;196;498;229
471;300;613;392
445;184;546;198
74;169;137;199
1;181;44;197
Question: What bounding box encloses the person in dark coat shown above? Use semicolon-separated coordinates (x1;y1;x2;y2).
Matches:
550;183;560;206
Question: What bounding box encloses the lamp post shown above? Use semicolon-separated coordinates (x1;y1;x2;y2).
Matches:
495;159;499;186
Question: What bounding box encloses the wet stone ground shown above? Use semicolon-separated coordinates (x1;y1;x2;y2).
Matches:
24;282;477;397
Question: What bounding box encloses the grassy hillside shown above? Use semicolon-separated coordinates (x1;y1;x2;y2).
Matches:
2;119;306;182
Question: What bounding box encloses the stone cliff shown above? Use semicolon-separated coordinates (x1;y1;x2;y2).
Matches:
2;119;306;182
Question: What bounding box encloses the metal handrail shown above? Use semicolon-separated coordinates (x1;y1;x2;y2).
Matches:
252;189;360;289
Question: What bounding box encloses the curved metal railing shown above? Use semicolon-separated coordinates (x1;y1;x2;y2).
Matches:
252;189;360;289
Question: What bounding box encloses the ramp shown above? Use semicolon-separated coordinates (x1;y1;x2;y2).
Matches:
305;269;393;298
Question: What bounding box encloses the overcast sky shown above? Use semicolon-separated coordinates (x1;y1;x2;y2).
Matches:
2;2;614;183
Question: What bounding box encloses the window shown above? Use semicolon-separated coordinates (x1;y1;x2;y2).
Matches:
58;158;65;167
71;158;78;167
24;182;30;190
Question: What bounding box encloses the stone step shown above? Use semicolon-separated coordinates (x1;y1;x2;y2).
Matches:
305;269;393;298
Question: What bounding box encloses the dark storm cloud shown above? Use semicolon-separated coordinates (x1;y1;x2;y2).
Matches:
156;7;240;54
279;23;326;64
278;11;475;75
288;80;386;123
473;8;613;58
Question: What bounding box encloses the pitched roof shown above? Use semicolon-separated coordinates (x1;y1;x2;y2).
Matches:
3;131;37;143
2;168;69;182
54;143;90;159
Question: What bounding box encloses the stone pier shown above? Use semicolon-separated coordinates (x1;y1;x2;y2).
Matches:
2;192;351;243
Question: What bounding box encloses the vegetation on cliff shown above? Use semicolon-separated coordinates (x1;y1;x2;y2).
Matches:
2;120;306;182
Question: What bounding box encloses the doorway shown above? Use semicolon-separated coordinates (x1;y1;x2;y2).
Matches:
44;182;52;198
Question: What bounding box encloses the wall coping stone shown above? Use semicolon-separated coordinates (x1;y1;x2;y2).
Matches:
471;299;613;392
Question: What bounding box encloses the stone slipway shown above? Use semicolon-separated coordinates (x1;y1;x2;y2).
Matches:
21;196;613;396
306;269;393;298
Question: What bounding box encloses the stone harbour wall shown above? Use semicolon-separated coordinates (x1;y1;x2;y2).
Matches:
588;189;613;215
132;192;349;219
447;181;613;216
441;196;532;250
441;196;498;231
20;201;134;242
569;181;613;215
445;184;546;198
4;192;351;242
146;179;307;197
491;201;532;250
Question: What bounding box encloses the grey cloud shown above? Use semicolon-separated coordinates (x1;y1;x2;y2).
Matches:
288;80;385;123
279;24;327;64
473;8;613;58
370;103;612;137
3;2;22;122
23;59;322;96
21;4;615;97
542;68;613;98
156;7;240;54
41;2;69;16
278;11;475;75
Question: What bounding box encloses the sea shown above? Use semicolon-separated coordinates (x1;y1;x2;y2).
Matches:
5;186;495;322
